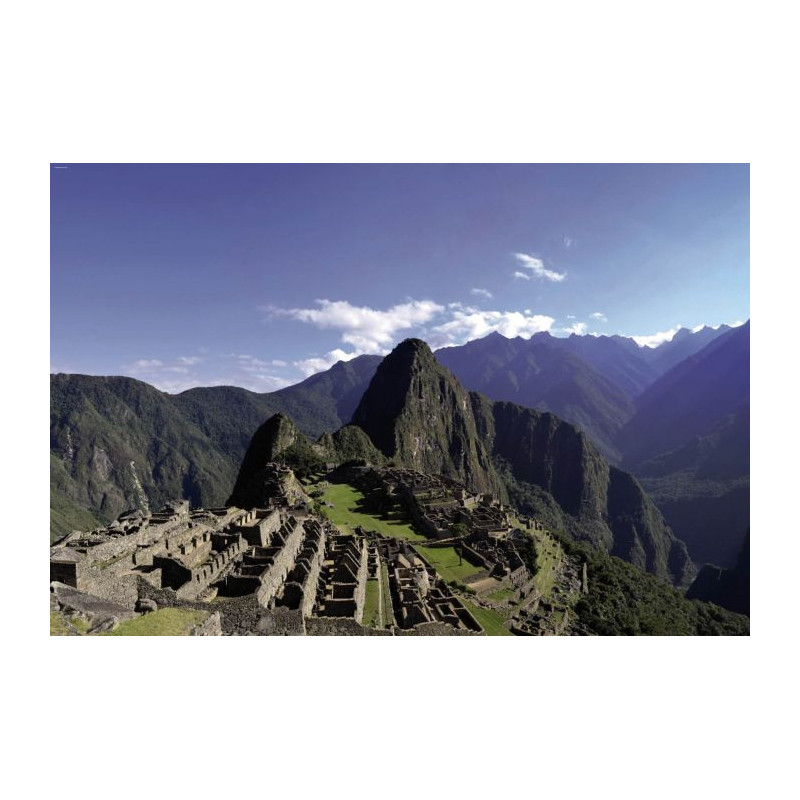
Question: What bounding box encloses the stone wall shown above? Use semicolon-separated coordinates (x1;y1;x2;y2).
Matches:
395;621;483;636
353;538;369;624
178;536;246;599
79;569;139;609
256;517;305;607
306;617;392;636
231;508;281;547
190;612;222;636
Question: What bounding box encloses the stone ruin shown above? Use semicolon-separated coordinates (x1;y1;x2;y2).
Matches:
51;460;562;636
50;464;489;635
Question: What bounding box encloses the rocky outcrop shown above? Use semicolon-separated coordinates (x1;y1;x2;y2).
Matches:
686;531;749;615
351;339;503;496
227;414;315;508
50;581;138;633
470;396;695;586
317;425;386;465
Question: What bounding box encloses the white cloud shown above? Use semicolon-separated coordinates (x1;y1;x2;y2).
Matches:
513;252;566;282
264;296;557;376
590;312;608;323
193;374;294;393
264;298;444;353
124;353;294;394
294;348;358;377
563;235;574;249
233;354;288;373
560;322;587;335
470;288;493;299
513;271;531;280
429;308;555;348
632;327;682;348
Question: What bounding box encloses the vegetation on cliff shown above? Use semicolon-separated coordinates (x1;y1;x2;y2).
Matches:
556;535;749;635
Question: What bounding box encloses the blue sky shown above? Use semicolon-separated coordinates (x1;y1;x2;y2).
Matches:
50;163;749;392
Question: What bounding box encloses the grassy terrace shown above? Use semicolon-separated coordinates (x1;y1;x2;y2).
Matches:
413;544;484;584
380;562;394;626
318;482;427;541
533;533;564;600
458;598;513;636
487;587;516;603
105;608;211;636
362;579;381;628
312;480;523;636
50;607;211;636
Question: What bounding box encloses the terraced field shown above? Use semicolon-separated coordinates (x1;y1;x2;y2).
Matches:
413;544;484;584
318;482;427;541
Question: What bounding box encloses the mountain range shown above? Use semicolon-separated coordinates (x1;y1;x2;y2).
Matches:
230;338;695;586
50;356;380;539
50;323;749;607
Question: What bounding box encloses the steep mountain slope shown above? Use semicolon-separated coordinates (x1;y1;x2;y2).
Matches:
644;324;733;376
686;531;750;616
617;322;750;468
270;355;381;435
50;374;238;532
171;354;380;446
561;534;749;634
635;407;749;568
226;414;318;508
50;356;380;535
352;338;503;496
469;396;694;585
351;339;694;586
436;332;635;461
617;324;750;568
558;333;659;397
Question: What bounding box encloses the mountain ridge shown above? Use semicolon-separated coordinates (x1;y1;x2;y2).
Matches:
345;338;694;586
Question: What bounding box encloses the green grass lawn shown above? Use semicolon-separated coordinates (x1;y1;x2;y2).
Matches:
487;587;516;603
50;612;93;635
319;482;427;541
413;544;484;584
533;533;564;600
50;611;76;636
380;562;394;626
458;598;513;636
362;579;381;627
105;608;211;636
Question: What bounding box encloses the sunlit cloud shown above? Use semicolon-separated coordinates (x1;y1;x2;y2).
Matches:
263;298;445;353
470;288;493;299
512;252;566;282
263;296;558;377
429;305;554;348
294;349;359;378
590;312;607;323
560;322;587;335
632;327;682;348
